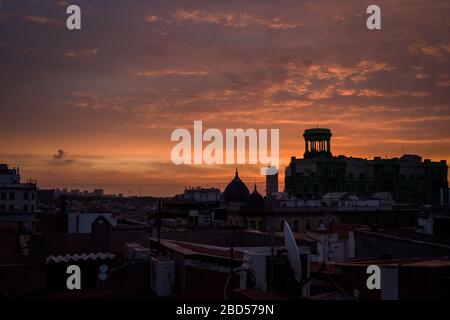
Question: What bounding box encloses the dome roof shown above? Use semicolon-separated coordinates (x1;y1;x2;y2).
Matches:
223;169;250;203
246;184;266;210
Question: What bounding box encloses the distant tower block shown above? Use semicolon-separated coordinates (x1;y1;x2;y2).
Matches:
303;128;332;159
265;166;278;196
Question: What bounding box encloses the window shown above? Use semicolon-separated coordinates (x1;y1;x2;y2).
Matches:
250;220;256;229
9;205;14;212
9;193;15;200
32;192;35;200
23;205;28;212
24;192;29;200
0;192;5;200
0;205;4;211
31;205;35;212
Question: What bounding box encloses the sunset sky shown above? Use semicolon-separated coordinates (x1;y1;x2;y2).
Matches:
1;0;449;196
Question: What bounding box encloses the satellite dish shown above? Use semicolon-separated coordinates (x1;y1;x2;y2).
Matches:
283;220;302;282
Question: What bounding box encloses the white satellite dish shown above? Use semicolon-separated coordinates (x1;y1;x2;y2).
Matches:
283;220;302;282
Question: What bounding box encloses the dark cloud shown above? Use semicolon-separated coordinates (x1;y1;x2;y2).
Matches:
53;149;65;160
53;149;74;164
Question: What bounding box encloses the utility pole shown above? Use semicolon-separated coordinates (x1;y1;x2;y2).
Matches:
157;199;162;248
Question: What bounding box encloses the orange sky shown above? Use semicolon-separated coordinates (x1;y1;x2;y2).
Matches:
0;0;449;196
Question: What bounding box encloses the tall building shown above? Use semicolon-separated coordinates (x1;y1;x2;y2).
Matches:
0;164;37;213
285;129;449;205
265;166;278;196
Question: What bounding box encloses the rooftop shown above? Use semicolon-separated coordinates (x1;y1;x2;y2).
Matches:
336;257;450;268
150;238;245;262
355;228;450;248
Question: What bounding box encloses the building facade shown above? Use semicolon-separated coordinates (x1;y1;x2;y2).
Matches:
285;128;449;205
218;169;418;233
0;164;37;213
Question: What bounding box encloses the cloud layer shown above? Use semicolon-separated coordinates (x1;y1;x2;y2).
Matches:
0;0;449;195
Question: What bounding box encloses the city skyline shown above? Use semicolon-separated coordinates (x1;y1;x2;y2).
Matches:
1;0;449;196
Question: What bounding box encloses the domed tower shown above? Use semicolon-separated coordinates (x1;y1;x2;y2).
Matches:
223;169;250;203
303;128;332;159
246;184;266;210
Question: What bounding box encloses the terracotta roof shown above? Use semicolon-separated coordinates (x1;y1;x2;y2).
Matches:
355;228;450;248
335;257;450;268
273;232;318;243
310;261;337;274
174;241;244;261
154;238;244;261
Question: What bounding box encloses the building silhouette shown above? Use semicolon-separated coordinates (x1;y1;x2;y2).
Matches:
285;128;449;205
0;164;37;213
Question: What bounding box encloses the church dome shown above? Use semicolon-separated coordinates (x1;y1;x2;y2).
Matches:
223;169;250;203
246;184;266;210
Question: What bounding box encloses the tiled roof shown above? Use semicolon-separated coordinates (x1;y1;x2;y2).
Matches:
45;252;115;264
153;238;244;261
335;257;450;268
355;228;450;247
